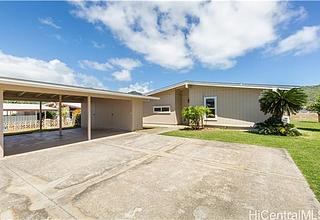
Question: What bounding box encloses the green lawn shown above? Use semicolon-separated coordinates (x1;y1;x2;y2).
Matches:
162;121;320;201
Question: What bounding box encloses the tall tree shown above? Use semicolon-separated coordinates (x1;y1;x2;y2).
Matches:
259;88;307;119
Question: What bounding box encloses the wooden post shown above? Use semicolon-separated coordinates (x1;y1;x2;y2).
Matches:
59;95;62;136
87;96;91;140
39;101;42;132
0;90;3;158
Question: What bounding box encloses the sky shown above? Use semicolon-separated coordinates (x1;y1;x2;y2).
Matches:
0;1;319;93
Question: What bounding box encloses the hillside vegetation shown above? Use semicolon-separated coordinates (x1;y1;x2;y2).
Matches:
302;85;320;105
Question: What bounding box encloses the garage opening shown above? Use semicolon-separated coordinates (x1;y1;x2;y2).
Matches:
3;91;130;156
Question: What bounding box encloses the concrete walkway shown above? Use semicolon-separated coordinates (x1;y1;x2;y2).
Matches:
0;130;319;219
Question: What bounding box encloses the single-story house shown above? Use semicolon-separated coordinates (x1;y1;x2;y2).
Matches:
143;81;294;127
3;103;57;116
45;102;81;119
0;76;158;158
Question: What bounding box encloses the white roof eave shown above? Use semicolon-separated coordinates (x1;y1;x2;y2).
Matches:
0;77;159;101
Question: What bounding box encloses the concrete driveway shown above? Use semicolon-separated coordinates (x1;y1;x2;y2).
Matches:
0;130;319;219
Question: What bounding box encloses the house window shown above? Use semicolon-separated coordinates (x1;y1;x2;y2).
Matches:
204;97;217;119
153;106;170;113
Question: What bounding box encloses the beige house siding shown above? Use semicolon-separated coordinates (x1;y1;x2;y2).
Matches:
82;98;143;131
143;85;268;127
175;90;182;124
81;99;88;128
189;85;268;126
181;88;189;124
131;99;143;130
143;90;178;125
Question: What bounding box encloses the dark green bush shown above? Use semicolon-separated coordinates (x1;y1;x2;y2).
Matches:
254;117;301;136
46;111;57;119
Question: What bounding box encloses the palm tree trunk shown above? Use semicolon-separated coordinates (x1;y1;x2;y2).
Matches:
318;113;320;123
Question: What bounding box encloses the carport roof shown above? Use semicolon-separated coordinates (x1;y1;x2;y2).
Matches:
0;77;159;101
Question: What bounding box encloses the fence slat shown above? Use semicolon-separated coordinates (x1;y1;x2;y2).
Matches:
3;117;73;132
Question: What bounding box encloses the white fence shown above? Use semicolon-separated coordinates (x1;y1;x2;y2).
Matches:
4;115;37;123
4;118;73;133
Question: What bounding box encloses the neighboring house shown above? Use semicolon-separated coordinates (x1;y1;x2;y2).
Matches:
143;81;294;127
3;103;58;132
46;102;81;119
63;102;81;110
3;103;57;116
64;102;81;119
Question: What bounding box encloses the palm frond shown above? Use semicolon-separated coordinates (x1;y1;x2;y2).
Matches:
259;88;307;118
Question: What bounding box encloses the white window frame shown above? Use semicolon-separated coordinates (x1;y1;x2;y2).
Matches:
153;105;171;114
203;96;217;120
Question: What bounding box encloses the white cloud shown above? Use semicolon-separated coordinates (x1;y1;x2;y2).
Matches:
92;40;105;49
77;73;105;88
109;58;141;70
79;59;113;71
72;1;304;70
271;26;320;56
112;69;131;81
119;82;152;94
79;57;141;81
39;17;61;29
0;51;104;89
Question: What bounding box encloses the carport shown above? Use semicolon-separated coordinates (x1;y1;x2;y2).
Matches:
0;77;158;157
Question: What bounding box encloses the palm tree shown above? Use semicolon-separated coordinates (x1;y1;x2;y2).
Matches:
309;97;320;122
259;88;307;120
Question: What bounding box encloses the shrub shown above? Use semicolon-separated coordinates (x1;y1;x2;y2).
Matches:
61;107;69;123
74;113;81;128
182;106;210;130
255;88;306;136
46;111;57;119
254;117;301;136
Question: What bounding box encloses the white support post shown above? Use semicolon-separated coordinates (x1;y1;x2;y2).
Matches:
0;90;3;158
39;101;42;132
59;95;62;136
87;96;91;140
44;111;47;129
